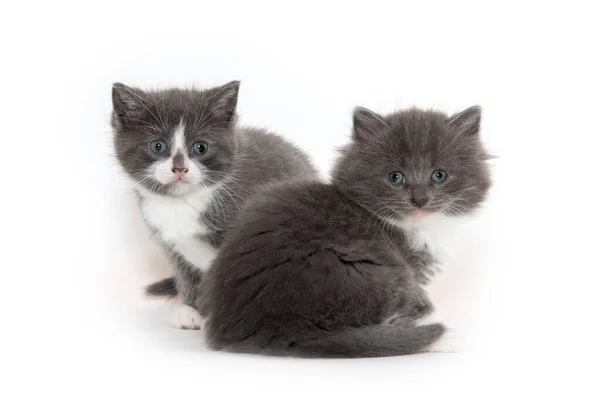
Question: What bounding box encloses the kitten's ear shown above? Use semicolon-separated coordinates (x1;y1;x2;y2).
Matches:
448;105;481;137
207;80;241;125
112;83;147;119
352;107;388;143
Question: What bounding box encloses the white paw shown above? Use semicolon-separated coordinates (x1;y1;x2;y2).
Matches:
171;304;205;330
428;331;459;353
415;310;443;327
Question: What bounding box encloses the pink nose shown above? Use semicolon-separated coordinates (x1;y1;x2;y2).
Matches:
172;167;188;178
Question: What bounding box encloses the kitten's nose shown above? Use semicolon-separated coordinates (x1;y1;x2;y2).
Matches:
410;197;429;208
172;167;189;176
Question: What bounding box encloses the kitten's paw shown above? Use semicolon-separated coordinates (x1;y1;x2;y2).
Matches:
415;310;443;326
415;311;459;352
171;304;205;330
427;331;459;353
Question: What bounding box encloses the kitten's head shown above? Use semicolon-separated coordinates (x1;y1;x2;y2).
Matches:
332;106;491;220
111;81;240;197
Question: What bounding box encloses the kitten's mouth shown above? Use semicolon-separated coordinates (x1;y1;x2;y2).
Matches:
172;177;190;184
410;209;432;218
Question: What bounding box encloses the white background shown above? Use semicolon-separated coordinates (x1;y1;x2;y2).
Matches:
2;1;599;412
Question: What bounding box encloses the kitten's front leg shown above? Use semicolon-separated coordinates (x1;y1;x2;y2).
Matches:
171;262;205;330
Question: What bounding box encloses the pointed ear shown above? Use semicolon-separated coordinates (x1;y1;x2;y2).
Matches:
112;83;148;120
352;107;388;142
448;105;481;137
206;80;241;125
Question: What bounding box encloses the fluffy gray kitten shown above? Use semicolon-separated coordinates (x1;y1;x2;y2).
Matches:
199;105;491;357
111;81;317;329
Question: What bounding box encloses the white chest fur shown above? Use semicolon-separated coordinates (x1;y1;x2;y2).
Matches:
390;213;473;293
139;186;219;271
393;213;471;261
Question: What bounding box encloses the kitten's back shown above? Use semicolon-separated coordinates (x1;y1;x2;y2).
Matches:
235;127;318;184
201;181;444;357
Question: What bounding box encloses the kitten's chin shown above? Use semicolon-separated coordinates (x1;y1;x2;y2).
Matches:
167;181;196;196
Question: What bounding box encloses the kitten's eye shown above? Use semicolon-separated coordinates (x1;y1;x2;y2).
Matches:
191;141;209;155
149;140;167;154
431;170;447;183
389;171;406;186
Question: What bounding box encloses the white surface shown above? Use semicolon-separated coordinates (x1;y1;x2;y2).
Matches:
2;1;599;413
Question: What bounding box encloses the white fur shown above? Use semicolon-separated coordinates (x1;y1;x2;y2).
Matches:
388;212;473;295
171;304;205;330
172;119;186;150
139;185;220;271
390;212;471;261
415;310;443;326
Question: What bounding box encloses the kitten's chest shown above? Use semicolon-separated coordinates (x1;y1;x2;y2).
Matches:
139;189;218;270
393;214;469;279
391;214;475;303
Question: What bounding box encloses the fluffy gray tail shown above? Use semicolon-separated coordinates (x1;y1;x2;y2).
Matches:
288;322;445;358
145;277;178;298
223;321;445;358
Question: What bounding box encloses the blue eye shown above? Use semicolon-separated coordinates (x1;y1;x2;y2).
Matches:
191;141;209;155
431;170;447;183
389;171;406;185
149;140;167;154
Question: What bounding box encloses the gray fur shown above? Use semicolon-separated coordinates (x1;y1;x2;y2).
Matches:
200;105;491;358
111;81;318;307
145;277;177;297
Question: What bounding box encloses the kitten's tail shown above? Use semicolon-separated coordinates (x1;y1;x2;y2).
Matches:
284;322;445;358
145;277;178;298
222;320;445;358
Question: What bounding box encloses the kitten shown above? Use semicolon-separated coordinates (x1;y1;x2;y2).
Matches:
111;81;317;329
199;105;491;357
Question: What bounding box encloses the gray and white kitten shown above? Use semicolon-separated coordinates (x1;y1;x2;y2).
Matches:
199;105;491;357
111;81;317;329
